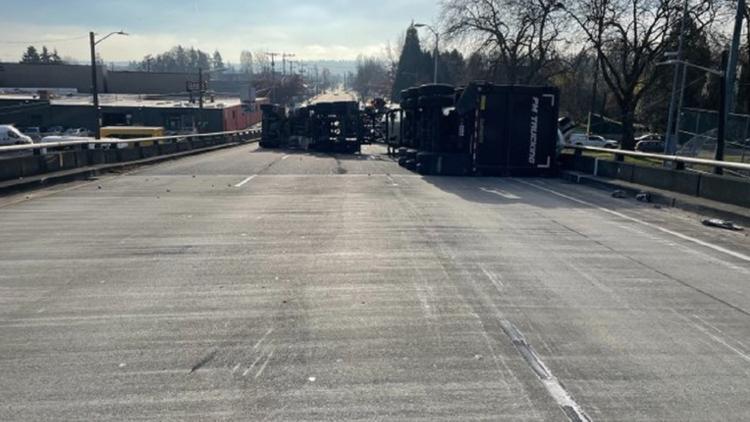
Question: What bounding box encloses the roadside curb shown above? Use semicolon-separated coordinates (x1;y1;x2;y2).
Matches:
0;140;259;194
561;170;750;227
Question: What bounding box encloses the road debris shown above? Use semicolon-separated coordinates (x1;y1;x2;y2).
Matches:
636;192;652;203
702;218;744;232
611;190;627;199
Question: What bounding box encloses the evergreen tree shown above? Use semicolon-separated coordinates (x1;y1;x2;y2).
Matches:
391;24;432;101
20;46;41;64
50;49;63;64
40;46;52;64
212;50;224;71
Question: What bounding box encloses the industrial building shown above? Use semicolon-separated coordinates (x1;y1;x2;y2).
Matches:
0;92;267;134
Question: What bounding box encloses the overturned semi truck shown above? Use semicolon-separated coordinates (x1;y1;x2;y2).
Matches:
260;101;364;154
390;82;560;177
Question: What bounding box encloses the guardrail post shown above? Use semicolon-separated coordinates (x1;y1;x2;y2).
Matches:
615;152;624;162
673;160;686;171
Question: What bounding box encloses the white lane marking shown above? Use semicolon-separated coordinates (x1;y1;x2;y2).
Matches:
254;328;274;349
255;349;275;379
693;314;749;349
281;155;290;160
234;175;257;188
500;320;591;422
480;187;521;200
675;313;750;364
480;266;505;290
515;179;750;264
243;355;264;377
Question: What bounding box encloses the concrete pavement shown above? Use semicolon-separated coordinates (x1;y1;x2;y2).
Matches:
1;143;749;421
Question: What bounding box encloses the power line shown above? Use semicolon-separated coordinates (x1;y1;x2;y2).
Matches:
0;35;89;45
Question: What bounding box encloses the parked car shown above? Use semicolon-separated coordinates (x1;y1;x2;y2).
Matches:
636;133;664;143
635;140;666;153
568;133;619;149
0;125;34;146
22;126;42;141
63;128;91;137
46;126;65;135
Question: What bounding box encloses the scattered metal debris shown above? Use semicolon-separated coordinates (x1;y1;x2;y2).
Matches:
636;192;652;203
611;190;627;199
702;218;744;231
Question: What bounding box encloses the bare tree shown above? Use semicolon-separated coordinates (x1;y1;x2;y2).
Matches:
440;0;564;84
564;0;716;149
353;56;390;101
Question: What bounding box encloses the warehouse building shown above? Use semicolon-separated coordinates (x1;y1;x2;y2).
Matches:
0;92;267;134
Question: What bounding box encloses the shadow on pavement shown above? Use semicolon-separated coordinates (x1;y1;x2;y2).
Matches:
423;175;646;210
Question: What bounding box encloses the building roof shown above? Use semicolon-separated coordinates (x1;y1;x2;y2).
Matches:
0;91;262;110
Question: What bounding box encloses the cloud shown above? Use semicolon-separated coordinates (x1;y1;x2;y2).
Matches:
0;1;439;62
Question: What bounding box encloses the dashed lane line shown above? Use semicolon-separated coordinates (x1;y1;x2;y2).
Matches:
234;175;257;188
480;187;521;200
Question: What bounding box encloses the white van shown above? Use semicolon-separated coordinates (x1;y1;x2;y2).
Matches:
0;125;34;146
568;133;619;149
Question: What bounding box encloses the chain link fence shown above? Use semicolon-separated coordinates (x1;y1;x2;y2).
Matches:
677;108;750;177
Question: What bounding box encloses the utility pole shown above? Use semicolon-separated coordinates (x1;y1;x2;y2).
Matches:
186;68;208;132
314;65;319;95
664;0;689;155
716;50;730;175
198;68;204;110
282;53;295;76
725;0;746;118
265;52;280;102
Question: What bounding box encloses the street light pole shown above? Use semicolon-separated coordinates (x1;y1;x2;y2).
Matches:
89;32;100;139
89;30;128;139
414;23;439;84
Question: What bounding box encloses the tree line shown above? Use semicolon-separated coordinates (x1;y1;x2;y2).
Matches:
129;46;225;74
20;46;65;65
353;0;741;150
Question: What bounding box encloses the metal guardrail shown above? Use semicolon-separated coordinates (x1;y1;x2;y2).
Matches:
0;128;262;154
566;145;750;174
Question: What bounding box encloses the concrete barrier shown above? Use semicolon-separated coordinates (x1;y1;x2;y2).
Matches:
0;158;23;181
16;156;42;178
117;148;141;162
158;143;178;155
699;174;750;208
630;165;701;196
573;155;596;174
139;145;159;159
43;154;62;173
0;131;259;186
561;153;747;208
596;160;635;182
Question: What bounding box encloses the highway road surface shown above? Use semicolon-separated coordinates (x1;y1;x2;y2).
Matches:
1;143;749;421
307;90;357;104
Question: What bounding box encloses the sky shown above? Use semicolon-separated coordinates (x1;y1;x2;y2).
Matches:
0;0;439;64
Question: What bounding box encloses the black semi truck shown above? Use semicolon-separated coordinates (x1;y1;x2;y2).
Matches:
260;101;363;154
393;82;560;177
